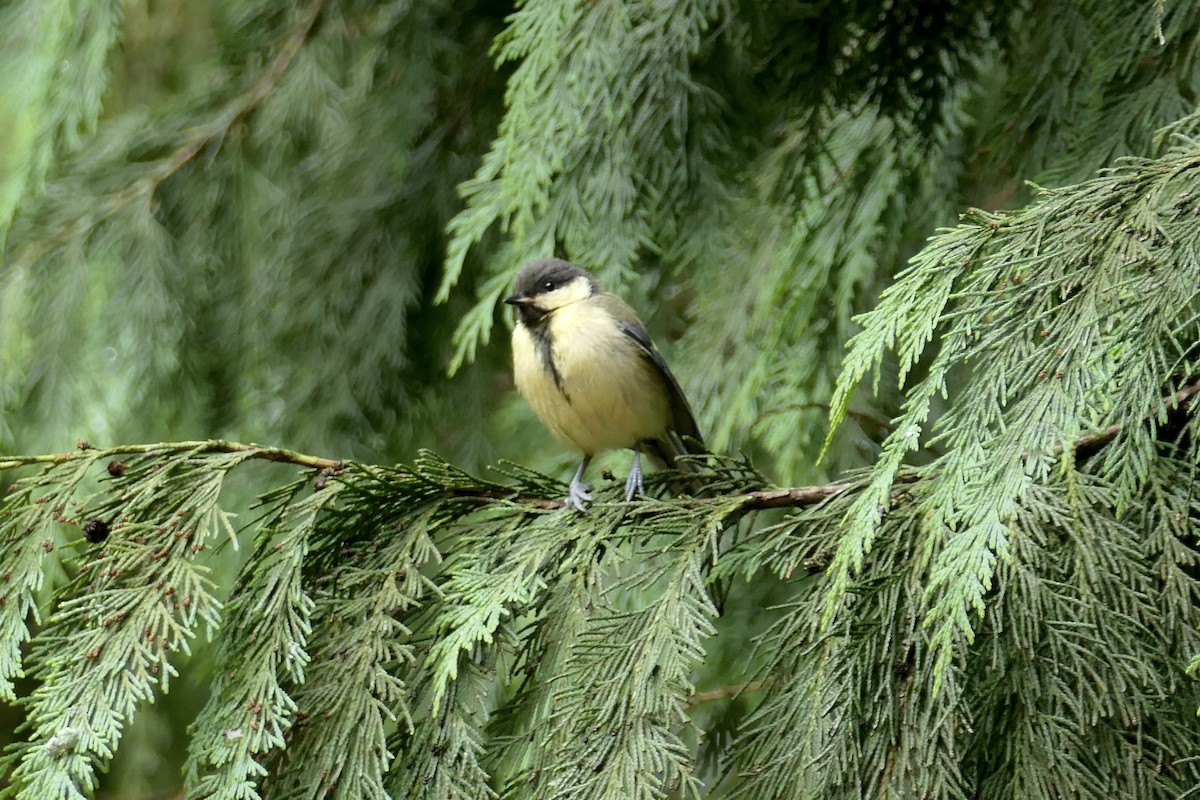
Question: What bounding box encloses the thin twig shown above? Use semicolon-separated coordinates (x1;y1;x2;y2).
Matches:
753;402;943;458
684;679;769;709
0;440;342;472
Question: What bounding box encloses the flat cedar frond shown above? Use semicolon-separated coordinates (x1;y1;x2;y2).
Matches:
3;382;1200;799
2;449;240;796
825;135;1200;688
186;480;336;800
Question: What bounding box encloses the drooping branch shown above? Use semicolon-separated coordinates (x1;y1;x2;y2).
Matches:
1;0;326;276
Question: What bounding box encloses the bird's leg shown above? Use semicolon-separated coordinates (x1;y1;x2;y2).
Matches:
624;445;645;502
566;455;593;512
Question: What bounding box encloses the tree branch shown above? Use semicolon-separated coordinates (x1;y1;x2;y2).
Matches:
0;439;342;472
738;375;1200;510
1072;377;1200;459
4;378;1199;510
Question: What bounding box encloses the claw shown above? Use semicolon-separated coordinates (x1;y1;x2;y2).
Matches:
566;479;593;512
624;447;645;501
564;456;593;512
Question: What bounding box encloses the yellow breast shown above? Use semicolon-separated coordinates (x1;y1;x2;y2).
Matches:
512;302;671;456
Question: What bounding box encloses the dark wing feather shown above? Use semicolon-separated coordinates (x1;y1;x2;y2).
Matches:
616;319;706;453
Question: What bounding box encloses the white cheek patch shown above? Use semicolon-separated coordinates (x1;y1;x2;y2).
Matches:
537;278;594;310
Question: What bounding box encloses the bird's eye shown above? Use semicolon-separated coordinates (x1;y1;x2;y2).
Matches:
542;280;556;291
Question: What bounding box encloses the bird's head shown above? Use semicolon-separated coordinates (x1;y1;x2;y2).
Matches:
504;259;599;325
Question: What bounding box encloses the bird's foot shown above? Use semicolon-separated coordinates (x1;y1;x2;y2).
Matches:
624;451;645;502
565;478;593;512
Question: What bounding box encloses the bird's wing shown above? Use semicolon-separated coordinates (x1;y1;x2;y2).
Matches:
595;292;706;452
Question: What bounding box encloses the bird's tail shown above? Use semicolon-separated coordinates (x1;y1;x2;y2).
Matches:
645;431;708;492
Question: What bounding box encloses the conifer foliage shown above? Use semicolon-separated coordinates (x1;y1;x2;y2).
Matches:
3;1;1200;798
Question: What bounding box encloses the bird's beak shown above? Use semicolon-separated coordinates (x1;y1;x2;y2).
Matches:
504;293;531;306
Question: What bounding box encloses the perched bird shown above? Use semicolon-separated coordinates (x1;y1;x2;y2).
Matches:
505;258;705;510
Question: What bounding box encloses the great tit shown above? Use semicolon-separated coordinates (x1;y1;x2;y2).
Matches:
504;258;705;511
